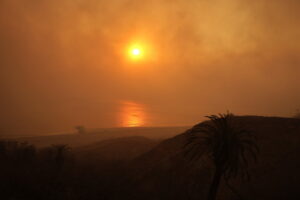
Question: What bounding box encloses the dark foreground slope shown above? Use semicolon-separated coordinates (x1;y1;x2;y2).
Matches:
1;116;299;200
75;136;159;163
127;116;300;200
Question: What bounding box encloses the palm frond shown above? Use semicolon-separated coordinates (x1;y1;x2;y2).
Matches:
184;112;259;182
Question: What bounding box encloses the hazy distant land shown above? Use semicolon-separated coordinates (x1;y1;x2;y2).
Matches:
3;126;189;148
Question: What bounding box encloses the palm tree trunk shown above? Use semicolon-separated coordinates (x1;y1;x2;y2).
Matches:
207;167;222;200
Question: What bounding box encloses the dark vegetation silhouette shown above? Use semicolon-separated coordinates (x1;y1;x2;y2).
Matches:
0;138;156;200
0;115;299;200
184;113;259;200
0;141;74;200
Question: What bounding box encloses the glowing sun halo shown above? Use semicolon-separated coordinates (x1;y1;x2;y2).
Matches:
128;45;144;60
132;48;141;55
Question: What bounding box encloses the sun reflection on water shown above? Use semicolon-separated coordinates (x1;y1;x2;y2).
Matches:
120;101;146;127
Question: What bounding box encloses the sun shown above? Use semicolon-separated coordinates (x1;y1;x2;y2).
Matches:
132;48;141;56
128;45;144;60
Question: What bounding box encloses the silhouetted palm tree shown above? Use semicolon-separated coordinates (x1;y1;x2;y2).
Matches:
184;113;258;200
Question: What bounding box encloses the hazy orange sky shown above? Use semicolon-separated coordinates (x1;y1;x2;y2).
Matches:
1;0;299;135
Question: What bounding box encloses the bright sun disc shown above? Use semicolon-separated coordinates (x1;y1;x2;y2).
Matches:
128;45;144;60
132;48;141;55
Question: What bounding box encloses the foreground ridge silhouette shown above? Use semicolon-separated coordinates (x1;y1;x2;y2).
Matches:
184;113;259;200
1;116;300;199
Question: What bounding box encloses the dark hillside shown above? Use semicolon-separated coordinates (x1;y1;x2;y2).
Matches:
75;136;159;162
128;116;300;200
1;116;299;200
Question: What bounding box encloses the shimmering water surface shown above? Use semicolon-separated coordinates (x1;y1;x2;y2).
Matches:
119;101;147;127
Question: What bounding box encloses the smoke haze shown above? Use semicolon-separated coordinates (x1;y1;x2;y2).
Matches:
1;0;299;135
